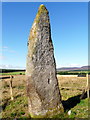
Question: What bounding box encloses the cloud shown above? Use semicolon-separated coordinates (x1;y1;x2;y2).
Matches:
0;64;25;69
68;64;82;67
8;50;16;53
0;65;7;69
1;46;16;53
0;55;6;60
2;46;8;49
57;64;83;68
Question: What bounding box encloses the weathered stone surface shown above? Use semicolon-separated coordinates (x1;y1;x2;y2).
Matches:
26;4;64;118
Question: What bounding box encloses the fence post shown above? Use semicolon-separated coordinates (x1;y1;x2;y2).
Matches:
86;73;89;98
10;75;14;100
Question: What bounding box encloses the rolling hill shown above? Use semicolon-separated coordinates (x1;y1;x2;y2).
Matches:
57;66;90;71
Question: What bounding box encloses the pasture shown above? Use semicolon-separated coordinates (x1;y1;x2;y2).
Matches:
0;74;89;118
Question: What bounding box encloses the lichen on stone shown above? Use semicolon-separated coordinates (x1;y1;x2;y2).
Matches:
29;105;64;118
26;4;64;118
28;4;49;59
35;4;48;24
38;4;48;14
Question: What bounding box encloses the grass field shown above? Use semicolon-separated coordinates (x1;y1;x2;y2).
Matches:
0;72;25;75
0;74;89;119
0;69;90;76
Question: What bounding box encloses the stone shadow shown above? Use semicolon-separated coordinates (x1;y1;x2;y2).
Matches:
62;91;87;111
0;98;10;112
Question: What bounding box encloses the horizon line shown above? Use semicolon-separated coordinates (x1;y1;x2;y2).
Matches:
0;65;89;70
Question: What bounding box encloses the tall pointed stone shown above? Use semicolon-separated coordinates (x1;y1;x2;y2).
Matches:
26;4;63;118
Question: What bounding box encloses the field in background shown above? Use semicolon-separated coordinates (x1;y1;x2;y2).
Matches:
0;74;88;118
57;70;90;75
0;69;25;75
0;72;25;75
0;68;90;76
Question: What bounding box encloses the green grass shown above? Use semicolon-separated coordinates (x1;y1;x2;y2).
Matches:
57;70;90;75
2;92;88;119
52;98;88;119
2;95;29;118
69;98;88;118
1;70;90;75
1;74;88;119
0;71;25;75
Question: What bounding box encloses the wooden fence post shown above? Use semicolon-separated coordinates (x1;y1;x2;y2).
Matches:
10;75;14;100
86;73;89;98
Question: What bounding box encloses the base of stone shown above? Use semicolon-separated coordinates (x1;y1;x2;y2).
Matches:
29;104;64;118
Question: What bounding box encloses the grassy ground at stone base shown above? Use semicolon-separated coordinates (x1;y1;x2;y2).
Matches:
0;75;89;119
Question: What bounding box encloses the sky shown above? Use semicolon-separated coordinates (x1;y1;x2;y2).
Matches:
1;0;89;2
1;2;88;69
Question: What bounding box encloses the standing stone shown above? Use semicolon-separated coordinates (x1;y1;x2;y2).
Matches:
26;4;64;118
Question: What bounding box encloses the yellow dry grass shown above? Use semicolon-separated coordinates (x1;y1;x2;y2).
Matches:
0;74;88;118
